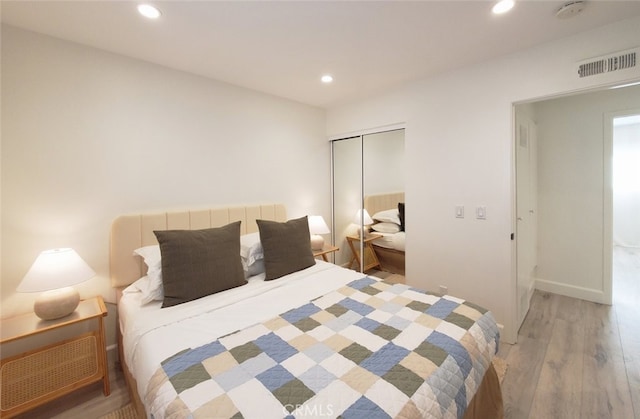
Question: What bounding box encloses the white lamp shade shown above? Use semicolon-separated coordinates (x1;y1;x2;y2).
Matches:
308;215;330;235
18;248;96;293
308;215;330;251
353;209;374;226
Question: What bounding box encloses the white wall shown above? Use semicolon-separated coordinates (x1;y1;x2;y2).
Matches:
326;16;640;343
533;86;640;302
1;26;328;345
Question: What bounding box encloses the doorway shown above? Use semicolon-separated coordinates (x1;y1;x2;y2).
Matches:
513;84;640;322
610;112;640;304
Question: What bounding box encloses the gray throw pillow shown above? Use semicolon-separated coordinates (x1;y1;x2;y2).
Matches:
154;221;246;307
257;216;315;280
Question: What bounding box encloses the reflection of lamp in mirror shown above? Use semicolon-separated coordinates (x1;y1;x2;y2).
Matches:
353;209;374;237
18;248;95;320
308;215;330;250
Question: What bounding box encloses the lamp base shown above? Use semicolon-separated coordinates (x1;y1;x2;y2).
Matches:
356;226;370;238
310;234;325;251
34;286;80;320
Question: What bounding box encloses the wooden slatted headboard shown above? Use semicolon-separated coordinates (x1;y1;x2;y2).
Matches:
110;204;286;288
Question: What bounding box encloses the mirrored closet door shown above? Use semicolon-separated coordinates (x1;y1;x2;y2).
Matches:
331;129;405;274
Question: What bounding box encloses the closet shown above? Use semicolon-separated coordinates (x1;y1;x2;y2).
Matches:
331;129;405;273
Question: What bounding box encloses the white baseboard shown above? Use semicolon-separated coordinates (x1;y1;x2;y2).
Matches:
534;278;608;304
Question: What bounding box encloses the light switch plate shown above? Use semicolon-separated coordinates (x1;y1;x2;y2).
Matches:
455;206;464;218
476;206;487;219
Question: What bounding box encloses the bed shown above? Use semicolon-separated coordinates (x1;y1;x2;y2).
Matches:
364;192;405;275
111;204;503;418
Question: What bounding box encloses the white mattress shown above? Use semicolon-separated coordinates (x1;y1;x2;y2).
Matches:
372;231;405;251
118;260;366;409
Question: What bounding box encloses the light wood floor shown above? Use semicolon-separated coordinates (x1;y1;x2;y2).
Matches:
498;246;640;419
15;248;638;418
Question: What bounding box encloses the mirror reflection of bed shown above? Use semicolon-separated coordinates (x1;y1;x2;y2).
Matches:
364;192;405;277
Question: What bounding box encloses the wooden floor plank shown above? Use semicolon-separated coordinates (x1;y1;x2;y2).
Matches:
500;336;545;419
517;290;558;343
613;247;640;418
616;303;640;419
581;300;634;418
528;317;585;419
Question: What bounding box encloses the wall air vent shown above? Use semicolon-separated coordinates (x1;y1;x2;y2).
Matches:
577;48;638;78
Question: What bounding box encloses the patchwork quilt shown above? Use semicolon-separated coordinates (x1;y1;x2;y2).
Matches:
145;277;499;419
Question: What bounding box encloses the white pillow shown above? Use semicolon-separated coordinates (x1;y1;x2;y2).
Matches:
123;275;164;305
242;258;265;277
372;209;401;225
371;222;401;233
132;245;164;303
134;245;161;272
240;232;264;266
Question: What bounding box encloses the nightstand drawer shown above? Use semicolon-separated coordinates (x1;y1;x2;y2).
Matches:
1;332;101;416
0;296;109;418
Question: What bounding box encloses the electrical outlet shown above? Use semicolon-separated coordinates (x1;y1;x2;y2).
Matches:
439;285;448;295
455;206;464;218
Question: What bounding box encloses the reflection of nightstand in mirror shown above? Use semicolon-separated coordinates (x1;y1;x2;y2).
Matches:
313;245;339;262
346;234;382;272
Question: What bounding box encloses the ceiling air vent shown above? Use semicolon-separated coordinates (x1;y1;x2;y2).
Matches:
577;48;638;78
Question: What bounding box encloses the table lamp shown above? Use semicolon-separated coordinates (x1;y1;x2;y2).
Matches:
308;215;330;250
353;208;374;237
17;248;96;320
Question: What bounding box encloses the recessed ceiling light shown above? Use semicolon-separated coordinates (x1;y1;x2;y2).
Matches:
138;4;162;19
321;75;333;84
492;0;515;14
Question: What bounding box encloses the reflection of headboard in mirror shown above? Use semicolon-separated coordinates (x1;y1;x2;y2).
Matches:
363;193;405;275
110;204;286;288
364;192;404;216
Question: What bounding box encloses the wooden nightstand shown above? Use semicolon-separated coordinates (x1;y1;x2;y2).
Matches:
313;245;339;262
0;296;110;418
346;234;382;272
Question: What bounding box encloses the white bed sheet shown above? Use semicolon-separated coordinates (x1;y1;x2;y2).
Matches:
118;260;366;408
372;231;405;251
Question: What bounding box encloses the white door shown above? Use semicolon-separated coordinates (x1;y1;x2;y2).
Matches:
515;113;538;330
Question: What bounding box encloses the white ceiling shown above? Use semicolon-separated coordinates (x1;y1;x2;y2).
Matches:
2;1;640;108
